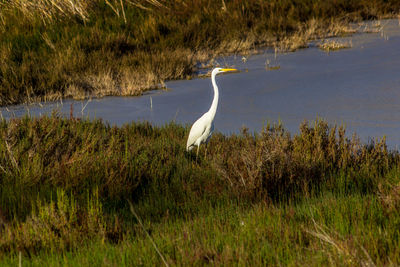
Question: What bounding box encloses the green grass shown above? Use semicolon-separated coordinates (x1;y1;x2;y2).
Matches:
1;194;400;266
1;0;399;105
0;116;399;265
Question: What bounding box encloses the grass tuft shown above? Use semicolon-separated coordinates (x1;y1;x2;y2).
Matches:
319;40;352;52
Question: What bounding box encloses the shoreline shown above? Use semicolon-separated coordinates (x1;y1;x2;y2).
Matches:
2;17;398;108
1;0;399;106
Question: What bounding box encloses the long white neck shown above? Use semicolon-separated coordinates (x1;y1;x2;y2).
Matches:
208;70;219;119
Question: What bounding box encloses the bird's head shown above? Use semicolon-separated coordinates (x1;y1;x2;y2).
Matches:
213;67;238;75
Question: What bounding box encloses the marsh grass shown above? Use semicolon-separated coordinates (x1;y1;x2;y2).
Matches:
0;116;400;264
1;0;399;105
0;0;93;24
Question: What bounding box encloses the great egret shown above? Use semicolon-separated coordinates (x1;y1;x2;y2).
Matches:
186;67;237;158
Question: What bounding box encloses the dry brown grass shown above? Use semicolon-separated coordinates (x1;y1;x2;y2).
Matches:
211;121;392;200
318;40;352;52
0;0;93;25
275;19;357;52
306;219;376;267
379;181;400;216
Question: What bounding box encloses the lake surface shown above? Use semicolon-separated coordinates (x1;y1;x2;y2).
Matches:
2;19;400;148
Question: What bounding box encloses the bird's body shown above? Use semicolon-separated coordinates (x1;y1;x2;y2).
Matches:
186;111;215;151
186;67;237;157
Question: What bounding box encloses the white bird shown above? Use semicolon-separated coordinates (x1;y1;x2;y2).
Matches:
186;67;237;158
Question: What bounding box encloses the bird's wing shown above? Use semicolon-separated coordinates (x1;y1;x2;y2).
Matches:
186;115;208;150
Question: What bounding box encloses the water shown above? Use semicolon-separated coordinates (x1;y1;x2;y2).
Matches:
2;20;400;148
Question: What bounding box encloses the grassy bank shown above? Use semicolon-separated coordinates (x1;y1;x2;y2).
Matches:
1;0;399;106
0;116;399;265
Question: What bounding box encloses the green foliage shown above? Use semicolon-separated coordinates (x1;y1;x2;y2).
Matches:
0;188;106;254
0;116;399;265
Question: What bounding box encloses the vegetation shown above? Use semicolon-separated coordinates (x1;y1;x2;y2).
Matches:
0;115;399;265
1;0;399;105
318;40;352;52
1;1;400;265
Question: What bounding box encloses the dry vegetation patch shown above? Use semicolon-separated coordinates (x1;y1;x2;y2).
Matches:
211;121;392;200
379;181;400;216
318;40;352;52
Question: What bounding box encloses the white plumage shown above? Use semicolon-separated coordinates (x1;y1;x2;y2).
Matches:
186;67;237;158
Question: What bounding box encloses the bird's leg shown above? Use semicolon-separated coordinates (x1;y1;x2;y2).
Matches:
196;145;200;162
204;144;208;160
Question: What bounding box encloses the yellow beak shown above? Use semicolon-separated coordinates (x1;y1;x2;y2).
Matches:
221;68;238;72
